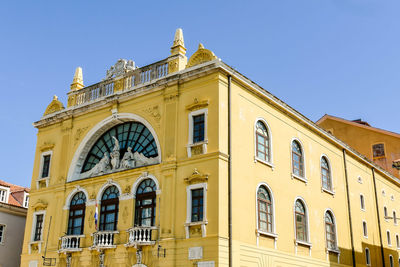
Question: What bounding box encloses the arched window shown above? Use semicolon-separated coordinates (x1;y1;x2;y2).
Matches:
325;211;337;249
67;192;86;235
365;247;371;265
360;194;365;210
295;200;308;242
321;156;332;190
135;179;157;227
99;186;119;231
292;140;304;177
255;121;270;162
394;211;397;224
389;255;394;267
257;186;273;233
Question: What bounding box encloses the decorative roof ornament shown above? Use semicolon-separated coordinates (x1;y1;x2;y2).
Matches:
70;67;84;91
43;95;65;116
105;59;135;80
186;43;217;68
173;28;185;47
184;168;209;184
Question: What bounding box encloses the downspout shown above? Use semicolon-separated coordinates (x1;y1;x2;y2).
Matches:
372;167;385;267
228;75;233;267
342;149;356;267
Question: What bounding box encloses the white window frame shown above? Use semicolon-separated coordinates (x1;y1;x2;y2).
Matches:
360;194;365;211
388;230;392;246
290;138;307;183
0;186;10;203
188;108;208;143
365;247;371;266
38;151;52;179
320;154;334;194
23;192;29;208
185;183;207;239
384;206;388;221
363;220;368;238
394;210;398;225
396;234;399;249
0;224;6;244
254;118;274;168
255;182;277;247
389;254;394;267
31;211;46;242
324;209;339;253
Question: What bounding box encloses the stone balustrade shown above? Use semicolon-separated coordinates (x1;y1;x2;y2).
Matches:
59;235;84;253
125;226;157;247
91;231;118;250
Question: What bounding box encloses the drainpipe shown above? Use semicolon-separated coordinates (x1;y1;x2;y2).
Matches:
342;149;356;267
372;167;385;267
228;75;232;267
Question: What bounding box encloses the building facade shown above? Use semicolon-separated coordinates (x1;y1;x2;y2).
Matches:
0;180;29;267
317;114;400;178
21;29;400;267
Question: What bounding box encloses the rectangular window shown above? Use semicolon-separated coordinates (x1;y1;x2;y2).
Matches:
363;221;368;237
34;214;44;241
0;190;6;203
365;248;371;265
191;188;204;222
0;224;5;244
193;114;205;143
372;143;385;158
24;195;29;208
41;155;51;178
360;195;365;210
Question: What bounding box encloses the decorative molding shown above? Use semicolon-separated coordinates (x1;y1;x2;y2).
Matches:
186;98;209;111
187;43;217;68
32;199;48;211
43;95;64;116
105;59;135;80
143;105;161;128
184;169;209;184
39;142;55;152
74;126;89;146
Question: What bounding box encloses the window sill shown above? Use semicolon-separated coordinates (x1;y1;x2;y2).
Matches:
184;221;208;227
187;141;208;158
295;240;312;247
254;157;274;170
327;248;340;254
256;230;278;239
321;187;335;196
292;174;307;184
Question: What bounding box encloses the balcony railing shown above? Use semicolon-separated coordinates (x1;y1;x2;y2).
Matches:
91;231;118;250
68;59;169;107
125;226;157;247
58;235;84;253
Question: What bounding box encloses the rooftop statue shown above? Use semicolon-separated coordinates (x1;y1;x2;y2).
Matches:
105;59;135;80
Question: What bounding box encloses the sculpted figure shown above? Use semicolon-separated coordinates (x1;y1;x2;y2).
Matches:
81;152;110;178
110;136;120;170
121;147;135;169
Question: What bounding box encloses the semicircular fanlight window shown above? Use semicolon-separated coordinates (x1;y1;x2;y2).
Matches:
81;121;158;173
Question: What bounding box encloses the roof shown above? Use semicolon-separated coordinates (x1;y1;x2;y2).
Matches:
316;114;400;139
0;180;30;208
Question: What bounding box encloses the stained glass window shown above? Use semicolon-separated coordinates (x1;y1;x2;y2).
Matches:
81;122;158;173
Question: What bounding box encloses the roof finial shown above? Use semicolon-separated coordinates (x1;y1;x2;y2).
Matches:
70;67;84;91
170;28;186;56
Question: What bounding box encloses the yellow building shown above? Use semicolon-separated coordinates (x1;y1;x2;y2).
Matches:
317;114;400;178
21;29;400;267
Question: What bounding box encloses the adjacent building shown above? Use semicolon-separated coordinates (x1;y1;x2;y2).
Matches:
21;29;400;266
0;180;29;267
317;114;400;178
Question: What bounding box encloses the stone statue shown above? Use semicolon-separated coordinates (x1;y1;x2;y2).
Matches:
133;151;158;166
81;152;110;178
110;136;120;170
121;147;135;169
105;59;136;80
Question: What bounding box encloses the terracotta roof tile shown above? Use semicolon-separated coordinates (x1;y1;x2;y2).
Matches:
0;180;30;208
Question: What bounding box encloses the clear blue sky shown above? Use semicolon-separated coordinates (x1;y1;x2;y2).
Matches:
1;0;399;187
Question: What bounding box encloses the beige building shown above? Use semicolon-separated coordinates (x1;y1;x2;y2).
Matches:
0;180;29;267
20;29;400;267
317;114;400;178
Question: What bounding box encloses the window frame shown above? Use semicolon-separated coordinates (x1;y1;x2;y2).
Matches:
254;118;273;166
67;192;86;235
291;138;306;182
23;192;29;208
394;210;398;225
372;142;386;159
363;220;368;238
384;206;388;220
31;211;46;242
365;247;371;266
99;186;120;231
320;155;334;193
387;230;392;246
39;151;52;179
256;183;276;235
134;179;157;227
396;234;399;249
360;194;365;211
324;209;338;251
389;254;394;267
0;224;5;244
0;186;10;203
188;108;208;146
186;183;207;224
294;197;310;244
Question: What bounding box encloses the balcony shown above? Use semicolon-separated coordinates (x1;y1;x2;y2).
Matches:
125;226;157;247
90;231;118;250
67;59;169;107
58;235;84;253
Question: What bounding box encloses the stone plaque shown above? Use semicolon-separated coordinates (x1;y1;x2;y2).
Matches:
198;261;215;267
188;246;203;260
